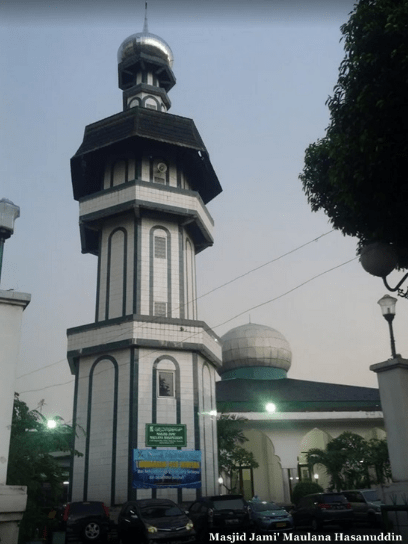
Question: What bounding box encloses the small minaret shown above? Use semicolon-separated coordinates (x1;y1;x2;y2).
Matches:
67;15;222;506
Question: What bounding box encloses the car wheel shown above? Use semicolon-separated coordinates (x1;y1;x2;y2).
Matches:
311;518;321;531
82;519;104;542
196;529;208;544
368;512;379;527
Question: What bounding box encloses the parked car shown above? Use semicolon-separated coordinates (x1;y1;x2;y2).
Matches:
63;501;111;542
342;489;383;526
188;494;252;542
117;498;195;544
248;499;293;534
292;492;354;531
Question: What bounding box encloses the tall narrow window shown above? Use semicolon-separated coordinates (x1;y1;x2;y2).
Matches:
155;236;166;258
150;227;171;318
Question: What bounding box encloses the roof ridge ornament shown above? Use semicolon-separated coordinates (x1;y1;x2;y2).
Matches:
143;1;149;33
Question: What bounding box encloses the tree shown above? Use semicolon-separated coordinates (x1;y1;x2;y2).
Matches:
306;431;390;491
300;0;408;268
7;393;83;543
366;437;392;484
291;481;324;505
217;414;259;494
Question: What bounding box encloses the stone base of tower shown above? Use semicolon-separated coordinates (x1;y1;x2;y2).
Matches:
67;316;221;506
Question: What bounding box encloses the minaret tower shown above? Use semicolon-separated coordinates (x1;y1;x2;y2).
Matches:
67;12;222;506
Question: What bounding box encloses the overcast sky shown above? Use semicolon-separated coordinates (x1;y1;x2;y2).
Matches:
2;0;405;424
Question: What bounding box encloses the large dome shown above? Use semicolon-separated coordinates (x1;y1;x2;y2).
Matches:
117;32;174;67
220;323;292;379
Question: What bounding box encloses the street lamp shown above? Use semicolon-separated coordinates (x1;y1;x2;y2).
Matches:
378;294;398;359
265;403;276;413
0;198;20;284
218;476;223;494
360;242;408;299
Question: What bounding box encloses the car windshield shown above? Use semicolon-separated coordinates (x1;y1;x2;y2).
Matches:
213;499;245;510
140;505;183;519
250;501;282;512
362;491;380;502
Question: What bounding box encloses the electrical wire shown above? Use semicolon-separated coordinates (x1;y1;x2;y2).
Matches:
17;253;356;395
16;229;335;383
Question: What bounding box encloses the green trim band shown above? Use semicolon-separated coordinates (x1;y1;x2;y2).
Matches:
220;367;287;381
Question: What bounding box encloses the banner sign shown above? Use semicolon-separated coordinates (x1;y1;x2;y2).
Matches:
132;449;201;489
145;424;187;447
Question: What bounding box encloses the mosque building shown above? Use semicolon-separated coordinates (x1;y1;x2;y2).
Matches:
66;16;384;507
216;323;383;504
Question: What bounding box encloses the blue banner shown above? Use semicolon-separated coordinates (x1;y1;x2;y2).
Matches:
132;449;201;489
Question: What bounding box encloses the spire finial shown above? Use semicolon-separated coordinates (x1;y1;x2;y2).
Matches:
143;2;149;33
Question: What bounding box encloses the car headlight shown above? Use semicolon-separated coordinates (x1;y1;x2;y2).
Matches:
186;521;194;531
147;524;158;533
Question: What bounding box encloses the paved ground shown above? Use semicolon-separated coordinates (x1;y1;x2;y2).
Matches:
56;523;401;544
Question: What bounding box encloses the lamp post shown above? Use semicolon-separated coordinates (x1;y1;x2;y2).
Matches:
360;242;408;298
378;294;398;359
0;198;20;284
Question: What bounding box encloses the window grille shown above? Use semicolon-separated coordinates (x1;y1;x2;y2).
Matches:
154;236;166;259
154;302;167;316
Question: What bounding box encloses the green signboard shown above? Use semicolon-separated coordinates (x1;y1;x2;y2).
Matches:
145;424;187;447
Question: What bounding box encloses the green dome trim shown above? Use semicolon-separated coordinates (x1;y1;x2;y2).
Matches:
221;366;287;381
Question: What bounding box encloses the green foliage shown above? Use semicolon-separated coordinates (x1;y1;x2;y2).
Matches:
7;393;83;543
217;414;259;493
291;481;324;505
300;0;408;268
306;431;391;492
366;437;392;484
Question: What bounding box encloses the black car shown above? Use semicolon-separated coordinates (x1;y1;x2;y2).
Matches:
63;501;111;542
117;498;195;544
188;494;252;542
292;492;354;531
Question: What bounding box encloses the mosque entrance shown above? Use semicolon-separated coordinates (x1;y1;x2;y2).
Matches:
231;467;254;500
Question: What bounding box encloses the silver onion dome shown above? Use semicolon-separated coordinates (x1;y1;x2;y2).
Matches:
117;32;174;67
221;323;292;374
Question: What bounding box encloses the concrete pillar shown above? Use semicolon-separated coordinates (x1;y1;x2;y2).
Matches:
370;357;408;539
0;290;30;543
370;357;408;481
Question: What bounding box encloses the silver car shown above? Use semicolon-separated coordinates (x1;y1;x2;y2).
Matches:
342;489;383;527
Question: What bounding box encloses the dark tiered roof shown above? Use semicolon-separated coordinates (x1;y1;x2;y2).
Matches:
71;107;222;204
216;378;381;413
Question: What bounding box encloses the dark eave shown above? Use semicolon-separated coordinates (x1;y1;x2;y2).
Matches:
71;107;222;204
118;51;176;92
216;378;382;413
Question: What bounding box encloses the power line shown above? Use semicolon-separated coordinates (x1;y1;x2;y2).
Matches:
17;254;356;395
17;358;68;379
196;229;334;300
19;379;74;395
213;256;358;329
16;229;334;381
